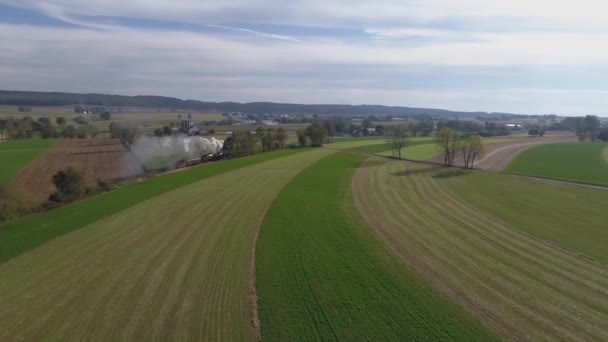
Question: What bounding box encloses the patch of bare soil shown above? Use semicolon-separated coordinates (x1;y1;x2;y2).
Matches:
11;139;143;203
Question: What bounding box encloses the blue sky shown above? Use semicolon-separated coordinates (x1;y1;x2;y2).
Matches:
1;0;608;115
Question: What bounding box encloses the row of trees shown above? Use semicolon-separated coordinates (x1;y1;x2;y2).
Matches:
384;125;486;168
436;119;511;137
0;116;99;139
433;128;486;168
543;115;607;141
223;127;290;157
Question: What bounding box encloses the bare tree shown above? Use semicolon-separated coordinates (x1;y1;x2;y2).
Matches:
434;128;461;166
386;124;411;159
461;135;486;169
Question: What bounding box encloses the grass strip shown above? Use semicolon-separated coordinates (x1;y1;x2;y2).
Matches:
505;142;608;185
256;152;494;341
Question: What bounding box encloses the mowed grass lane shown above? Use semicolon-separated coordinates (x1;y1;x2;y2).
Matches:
256;153;494;341
506;142;608;185
0;148;333;341
0;139;57;185
0;149;305;263
444;170;608;262
353;159;608;340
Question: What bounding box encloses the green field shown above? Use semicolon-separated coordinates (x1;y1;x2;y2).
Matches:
2;138;608;340
256;153;493;341
0;148;333;341
506;142;608;185
0;149;307;263
444;170;608;262
337;137;514;161
353;159;608;340
0;139;57;185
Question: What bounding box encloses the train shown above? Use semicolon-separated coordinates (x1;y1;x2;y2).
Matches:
174;152;226;169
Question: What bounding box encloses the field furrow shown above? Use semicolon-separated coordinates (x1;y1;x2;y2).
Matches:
353;158;608;341
0;148;333;341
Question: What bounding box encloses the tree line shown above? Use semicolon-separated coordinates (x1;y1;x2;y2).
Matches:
0;90;527;117
0;116;99;140
222;127;289;157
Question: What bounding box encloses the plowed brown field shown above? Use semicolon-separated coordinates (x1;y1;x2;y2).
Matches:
11;139;143;203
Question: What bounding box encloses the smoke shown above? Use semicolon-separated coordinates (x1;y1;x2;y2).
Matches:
130;135;224;168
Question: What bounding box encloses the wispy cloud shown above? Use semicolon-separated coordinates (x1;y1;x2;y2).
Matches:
206;24;301;42
1;0;608;114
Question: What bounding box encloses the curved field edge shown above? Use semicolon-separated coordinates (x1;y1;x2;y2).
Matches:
256;153;494;341
352;159;608;340
0;148;307;264
0;148;333;341
443;170;608;262
0;139;58;185
505;142;608;186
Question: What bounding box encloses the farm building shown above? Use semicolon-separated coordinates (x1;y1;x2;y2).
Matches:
178;119;208;136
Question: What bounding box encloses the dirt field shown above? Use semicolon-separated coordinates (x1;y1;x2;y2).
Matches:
11;139;143;203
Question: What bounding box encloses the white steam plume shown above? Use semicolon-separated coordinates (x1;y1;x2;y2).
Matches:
130;135;224;168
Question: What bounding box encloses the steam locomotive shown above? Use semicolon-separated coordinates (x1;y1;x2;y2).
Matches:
174;152;226;169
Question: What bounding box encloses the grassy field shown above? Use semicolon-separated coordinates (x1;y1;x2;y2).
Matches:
0;139;57;185
352;158;608;340
506;142;608;185
256;153;494;341
0;148;333;341
0;149;306;263
338;137;514;161
444;170;608;262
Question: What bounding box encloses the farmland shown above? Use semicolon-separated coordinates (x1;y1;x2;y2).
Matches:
506;142;608;185
0;139;57;186
0;148;332;341
0;148;306;264
10;139;143;203
1;119;606;340
256;153;493;340
444;170;608;262
353;158;608;340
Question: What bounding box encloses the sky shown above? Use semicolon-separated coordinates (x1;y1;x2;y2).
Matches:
1;1;608;115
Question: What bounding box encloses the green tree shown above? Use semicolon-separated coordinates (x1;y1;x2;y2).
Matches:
416;120;434;137
50;167;83;201
434;128;461;166
386;124;411;159
223;132;257;156
56;117;66;126
153;128;164;137
460;135;486;169
100;111;112;120
297;130;307;147
275;128;288;149
305;122;327;147
62;125;77;138
323;121;336;142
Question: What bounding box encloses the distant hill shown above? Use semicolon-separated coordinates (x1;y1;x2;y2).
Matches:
0;90;528;118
